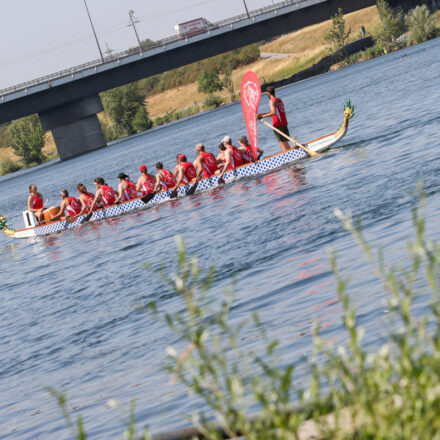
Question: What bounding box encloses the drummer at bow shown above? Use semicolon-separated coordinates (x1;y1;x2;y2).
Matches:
27;184;44;223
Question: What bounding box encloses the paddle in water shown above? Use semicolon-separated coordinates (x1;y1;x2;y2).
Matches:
241;71;261;161
141;191;158;204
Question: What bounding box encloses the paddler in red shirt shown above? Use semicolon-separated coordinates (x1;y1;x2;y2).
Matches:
238;135;264;162
153;162;177;192
174;154;197;187
115;173;139;203
77;183;97;215
136;165;156;196
27;184;45;223
194;143;219;181
51;189;82;220
257;86;291;152
217;135;247;183
88;177;117;211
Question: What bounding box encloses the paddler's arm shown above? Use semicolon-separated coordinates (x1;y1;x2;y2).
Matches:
174;166;185;188
218;149;232;179
88;189;102;212
135;176;143;192
78;196;88;216
257;99;276;119
195;157;204;182
50;200;67;221
153;174;162;192
115;183;124;203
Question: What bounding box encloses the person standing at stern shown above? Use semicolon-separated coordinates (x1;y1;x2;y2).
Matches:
257;86;290;152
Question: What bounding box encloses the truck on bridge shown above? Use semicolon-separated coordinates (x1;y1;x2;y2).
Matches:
174;18;214;38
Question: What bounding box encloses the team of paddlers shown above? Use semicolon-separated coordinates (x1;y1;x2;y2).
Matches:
27;135;266;223
27;87;289;224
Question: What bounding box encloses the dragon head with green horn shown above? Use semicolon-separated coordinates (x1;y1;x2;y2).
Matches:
334;100;354;138
0;215;15;237
344;100;355;120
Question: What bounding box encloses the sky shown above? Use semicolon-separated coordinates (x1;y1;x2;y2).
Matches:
0;0;276;90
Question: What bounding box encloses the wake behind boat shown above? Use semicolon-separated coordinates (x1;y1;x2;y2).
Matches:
0;101;354;239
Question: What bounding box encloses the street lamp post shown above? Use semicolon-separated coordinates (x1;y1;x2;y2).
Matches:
242;0;250;18
83;0;104;63
128;10;143;54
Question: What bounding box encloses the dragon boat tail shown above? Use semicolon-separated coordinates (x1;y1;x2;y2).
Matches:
1;102;354;239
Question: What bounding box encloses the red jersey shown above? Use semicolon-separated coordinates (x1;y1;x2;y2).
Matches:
271;96;288;128
141;174;156;196
227;145;246;169
122;180;138;201
241;145;254;163
101;185;116;206
201;152;218;177
84;193;94;211
65;197;82;216
30;193;43;210
180;162;197;183
159;169;177;190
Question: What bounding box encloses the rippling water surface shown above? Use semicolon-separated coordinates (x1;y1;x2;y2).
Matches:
1;37;440;439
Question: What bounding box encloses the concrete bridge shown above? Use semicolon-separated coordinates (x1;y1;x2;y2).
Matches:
0;0;377;160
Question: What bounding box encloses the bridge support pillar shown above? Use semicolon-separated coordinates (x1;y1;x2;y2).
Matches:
39;95;106;161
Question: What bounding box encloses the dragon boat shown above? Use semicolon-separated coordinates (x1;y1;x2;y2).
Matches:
0;102;354;239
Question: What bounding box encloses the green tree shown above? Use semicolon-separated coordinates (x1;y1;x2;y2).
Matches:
324;8;351;60
101;83;151;136
222;67;237;102
131;106;153;132
405;5;438;44
375;0;404;44
197;70;223;95
9;114;45;166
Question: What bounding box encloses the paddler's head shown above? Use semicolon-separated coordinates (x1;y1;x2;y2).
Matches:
29;184;38;194
139;164;148;174
222;135;232;146
77;184;87;194
218;143;226;151
266;86;275;98
196;143;205;155
60;189;69;199
176;154;187;164
155;162;164;171
94;177;105;189
238;135;249;146
118;172;129;182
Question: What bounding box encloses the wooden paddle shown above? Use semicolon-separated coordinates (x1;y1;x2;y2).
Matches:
260;119;319;157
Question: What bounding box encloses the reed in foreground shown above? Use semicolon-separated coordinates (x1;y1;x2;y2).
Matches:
53;196;440;438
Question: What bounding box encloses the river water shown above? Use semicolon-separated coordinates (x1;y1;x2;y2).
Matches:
1;37;440;439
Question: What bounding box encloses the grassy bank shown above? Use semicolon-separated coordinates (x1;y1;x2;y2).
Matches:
146;6;380;119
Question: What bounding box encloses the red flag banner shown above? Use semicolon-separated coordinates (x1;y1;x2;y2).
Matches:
241;71;261;160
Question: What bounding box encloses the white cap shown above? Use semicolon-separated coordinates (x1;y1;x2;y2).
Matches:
222;135;231;143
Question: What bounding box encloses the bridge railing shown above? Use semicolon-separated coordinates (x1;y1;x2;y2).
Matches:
0;0;313;98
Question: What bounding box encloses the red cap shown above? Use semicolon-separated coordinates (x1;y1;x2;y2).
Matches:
139;164;147;172
177;154;187;162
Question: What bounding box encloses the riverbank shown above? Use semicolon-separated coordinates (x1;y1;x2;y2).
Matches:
1;5;439;175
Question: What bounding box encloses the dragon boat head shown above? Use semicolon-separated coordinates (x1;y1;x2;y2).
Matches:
0;215;15;237
344;100;355;120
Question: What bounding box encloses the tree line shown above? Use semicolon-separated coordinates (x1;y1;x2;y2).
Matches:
0;44;260;175
325;1;439;64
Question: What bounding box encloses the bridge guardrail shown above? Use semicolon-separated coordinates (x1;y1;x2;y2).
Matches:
0;0;314;98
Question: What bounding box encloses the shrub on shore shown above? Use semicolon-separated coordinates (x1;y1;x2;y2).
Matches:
405;5;438;44
0;157;22;175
